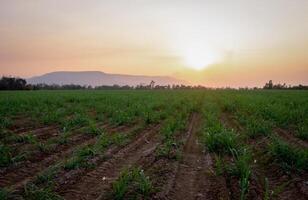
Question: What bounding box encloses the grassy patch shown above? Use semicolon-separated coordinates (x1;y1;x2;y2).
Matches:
64;146;96;170
156;139;181;160
0;188;10;200
0;144;12;167
24;183;62;200
296;123;308;141
204;127;238;155
62;113;91;130
230;148;252;200
269;138;308;171
112;167;153;200
245;119;272;138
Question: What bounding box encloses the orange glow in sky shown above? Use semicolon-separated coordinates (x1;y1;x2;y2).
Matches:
0;0;308;87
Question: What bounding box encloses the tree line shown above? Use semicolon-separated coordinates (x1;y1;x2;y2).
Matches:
0;76;209;90
0;76;307;90
263;80;308;90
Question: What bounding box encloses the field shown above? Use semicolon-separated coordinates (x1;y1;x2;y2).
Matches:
0;90;307;200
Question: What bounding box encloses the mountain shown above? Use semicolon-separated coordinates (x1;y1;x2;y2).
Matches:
27;71;187;86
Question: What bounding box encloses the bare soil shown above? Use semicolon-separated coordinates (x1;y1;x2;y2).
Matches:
275;128;308;149
57;125;161;200
0;123;136;191
166;114;229;200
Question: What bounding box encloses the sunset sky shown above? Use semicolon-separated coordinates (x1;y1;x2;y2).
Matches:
0;0;308;87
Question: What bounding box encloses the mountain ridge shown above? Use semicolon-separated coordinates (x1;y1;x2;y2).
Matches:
27;71;187;86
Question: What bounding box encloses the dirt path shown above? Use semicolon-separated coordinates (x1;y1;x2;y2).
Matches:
58;125;160;200
166;114;229;200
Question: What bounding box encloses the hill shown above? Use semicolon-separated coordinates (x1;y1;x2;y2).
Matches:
27;71;187;86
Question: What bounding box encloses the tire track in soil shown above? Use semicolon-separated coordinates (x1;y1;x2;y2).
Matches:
0;124;134;191
58;125;161;200
166;113;229;200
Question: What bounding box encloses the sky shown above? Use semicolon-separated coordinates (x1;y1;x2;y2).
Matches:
0;0;308;87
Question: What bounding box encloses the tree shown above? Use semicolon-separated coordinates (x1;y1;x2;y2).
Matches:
0;76;27;90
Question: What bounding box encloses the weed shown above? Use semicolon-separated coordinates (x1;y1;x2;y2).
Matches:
269;138;308;171
111;133;128;146
214;155;226;176
112;167;153;200
263;177;270;200
230;148;252;200
0;144;12;167
156;139;180;160
36;142;52;153
10;133;37;144
35;166;59;185
24;183;63;200
112;169;131;200
11;152;28;164
62;113;90;130
86;123;103;136
296;123;308;141
204;128;238;155
0;188;10;200
245;119;272;138
64;146;96;170
271;181;290;199
57;132;69;145
0;117;11;129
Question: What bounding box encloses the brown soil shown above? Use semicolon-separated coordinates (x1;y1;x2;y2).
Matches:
57;125;161;200
166;114;229;200
275;128;308;149
0;124;136;191
220;111;308;200
8;117;38;133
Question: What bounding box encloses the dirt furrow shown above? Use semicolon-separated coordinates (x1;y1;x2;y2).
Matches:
0;124;133;191
11;125;59;136
166;113;229;200
0;135;96;190
220;111;308;200
58;125;160;200
275;128;308;149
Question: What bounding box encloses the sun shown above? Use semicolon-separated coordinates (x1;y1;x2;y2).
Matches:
182;45;219;70
184;49;219;70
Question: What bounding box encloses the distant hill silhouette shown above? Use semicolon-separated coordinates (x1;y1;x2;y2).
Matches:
27;71;187;86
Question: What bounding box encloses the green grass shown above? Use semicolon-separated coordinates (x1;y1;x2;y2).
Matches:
5;132;37;144
296;122;308;141
24;183;63;200
230;148;252;200
0;117;11;129
112;167;153;200
203;127;239;155
1;90;308;199
269;137;308;171
245;119;272;138
0;144;12;167
64;146;96;170
0;188;10;200
34;165;60;185
156;113;188;159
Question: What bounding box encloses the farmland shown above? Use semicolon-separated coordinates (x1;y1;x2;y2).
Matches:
0;90;307;200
